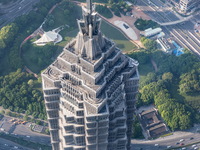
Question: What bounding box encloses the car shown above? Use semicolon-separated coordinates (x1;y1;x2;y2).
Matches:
182;148;186;150
176;142;180;145
192;145;197;148
4;144;8;146
180;139;184;142
167;145;172;149
190;137;194;140
180;143;184;146
194;147;198;150
14;146;18;149
155;144;159;146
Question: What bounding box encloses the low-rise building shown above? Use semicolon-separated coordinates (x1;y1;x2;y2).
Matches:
140;28;162;37
138;108;169;138
156;37;172;53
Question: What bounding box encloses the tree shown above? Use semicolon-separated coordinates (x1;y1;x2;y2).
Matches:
0;110;5;114
45;128;50;135
0;38;6;56
179;114;191;130
28;79;34;87
158;101;192;131
132;117;144;139
154;90;170;106
162;72;173;82
179;70;200;94
140;82;164;104
129;50;150;65
0;23;19;45
134;18;159;31
141;37;157;51
0;70;46;120
23;114;28;121
140;72;156;88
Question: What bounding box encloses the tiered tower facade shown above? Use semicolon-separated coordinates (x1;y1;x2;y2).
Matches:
42;0;139;150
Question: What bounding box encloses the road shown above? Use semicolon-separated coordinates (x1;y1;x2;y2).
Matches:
137;0;200;55
0;137;33;150
131;124;200;150
167;21;200;55
136;0;179;24
0;0;40;28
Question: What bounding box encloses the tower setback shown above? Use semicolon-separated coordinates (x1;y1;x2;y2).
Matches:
42;1;139;150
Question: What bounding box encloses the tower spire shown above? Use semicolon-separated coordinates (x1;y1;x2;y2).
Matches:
86;0;92;14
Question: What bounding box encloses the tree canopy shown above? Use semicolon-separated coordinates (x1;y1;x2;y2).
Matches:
0;69;46;120
130;50;200;131
141;37;157;51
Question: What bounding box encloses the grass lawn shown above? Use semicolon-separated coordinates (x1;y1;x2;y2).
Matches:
183;93;200;110
57;29;78;48
101;20;137;53
96;5;113;19
43;3;81;32
23;45;46;73
138;62;155;83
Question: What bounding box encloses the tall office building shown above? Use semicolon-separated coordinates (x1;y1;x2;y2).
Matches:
42;0;139;150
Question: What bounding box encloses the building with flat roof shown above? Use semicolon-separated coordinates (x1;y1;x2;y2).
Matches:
156;37;172;53
140;28;162;37
41;0;139;150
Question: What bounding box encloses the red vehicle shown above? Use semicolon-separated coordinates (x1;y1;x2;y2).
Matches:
180;143;184;146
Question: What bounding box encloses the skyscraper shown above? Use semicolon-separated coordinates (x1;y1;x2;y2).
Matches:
42;0;139;149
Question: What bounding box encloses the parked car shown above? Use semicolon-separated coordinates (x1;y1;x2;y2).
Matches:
167;145;171;149
192;145;197;148
180;143;184;146
180;139;184;142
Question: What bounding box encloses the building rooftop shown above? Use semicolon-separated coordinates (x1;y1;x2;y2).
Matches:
139;107;169;138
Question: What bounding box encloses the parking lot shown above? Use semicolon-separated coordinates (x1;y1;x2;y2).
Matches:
0;116;51;147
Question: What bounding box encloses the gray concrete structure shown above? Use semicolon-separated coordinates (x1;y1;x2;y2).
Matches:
178;0;199;14
41;0;139;150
